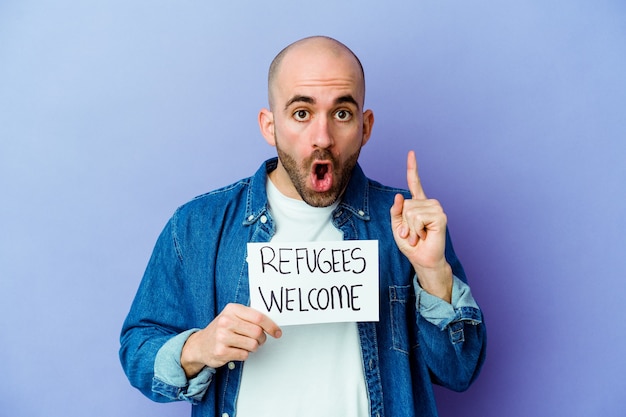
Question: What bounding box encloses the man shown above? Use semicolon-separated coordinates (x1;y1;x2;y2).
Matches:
120;36;486;417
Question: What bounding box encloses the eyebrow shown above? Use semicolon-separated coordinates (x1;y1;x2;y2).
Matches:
284;94;361;111
335;95;360;109
284;95;315;110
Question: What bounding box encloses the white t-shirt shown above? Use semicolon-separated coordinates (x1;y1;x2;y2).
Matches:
235;179;369;417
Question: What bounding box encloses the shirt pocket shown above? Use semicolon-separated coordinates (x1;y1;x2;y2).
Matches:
389;285;416;354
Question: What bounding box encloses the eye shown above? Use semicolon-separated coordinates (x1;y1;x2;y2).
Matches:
334;109;353;121
293;109;310;122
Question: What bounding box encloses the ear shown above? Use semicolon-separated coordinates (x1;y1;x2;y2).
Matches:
258;108;276;146
361;109;374;146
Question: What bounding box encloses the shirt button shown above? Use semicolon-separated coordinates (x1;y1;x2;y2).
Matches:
358;210;365;216
222;413;229;417
227;362;236;370
260;215;267;223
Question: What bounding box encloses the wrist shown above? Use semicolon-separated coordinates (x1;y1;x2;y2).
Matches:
180;332;206;378
415;262;453;303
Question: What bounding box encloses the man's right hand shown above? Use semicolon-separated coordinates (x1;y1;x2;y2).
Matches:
180;303;282;378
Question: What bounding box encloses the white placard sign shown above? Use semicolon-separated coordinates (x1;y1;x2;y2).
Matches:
247;240;379;326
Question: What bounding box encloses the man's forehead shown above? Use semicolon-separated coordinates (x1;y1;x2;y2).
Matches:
268;37;365;109
276;81;364;112
277;55;363;100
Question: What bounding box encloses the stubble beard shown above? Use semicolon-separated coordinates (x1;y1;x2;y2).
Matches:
275;143;360;208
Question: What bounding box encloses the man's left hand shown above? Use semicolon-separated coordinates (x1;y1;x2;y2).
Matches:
390;150;453;303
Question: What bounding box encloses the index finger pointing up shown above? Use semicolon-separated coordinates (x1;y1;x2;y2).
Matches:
406;150;427;200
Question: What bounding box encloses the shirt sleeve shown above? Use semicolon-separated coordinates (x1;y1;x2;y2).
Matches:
415;275;483;331
151;329;216;404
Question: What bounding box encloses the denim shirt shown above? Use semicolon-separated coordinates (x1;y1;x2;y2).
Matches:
120;158;486;417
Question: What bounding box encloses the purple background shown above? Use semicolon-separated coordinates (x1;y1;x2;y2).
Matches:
1;1;625;416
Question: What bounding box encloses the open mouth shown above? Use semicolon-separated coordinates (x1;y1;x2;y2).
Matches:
311;161;333;192
315;163;329;180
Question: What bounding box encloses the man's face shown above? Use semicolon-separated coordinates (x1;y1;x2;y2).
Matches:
260;42;374;207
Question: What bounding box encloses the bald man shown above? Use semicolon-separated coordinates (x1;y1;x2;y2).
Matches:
120;36;486;417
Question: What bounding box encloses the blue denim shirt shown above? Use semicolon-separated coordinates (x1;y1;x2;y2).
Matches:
120;158;486;417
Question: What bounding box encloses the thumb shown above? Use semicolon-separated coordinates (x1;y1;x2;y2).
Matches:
390;193;408;238
390;193;404;220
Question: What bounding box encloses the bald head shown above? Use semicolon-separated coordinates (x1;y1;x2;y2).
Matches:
267;36;365;110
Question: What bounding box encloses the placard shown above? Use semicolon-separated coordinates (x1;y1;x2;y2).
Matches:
247;240;379;326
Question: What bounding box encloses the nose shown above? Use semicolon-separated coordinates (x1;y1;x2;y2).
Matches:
310;115;333;149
